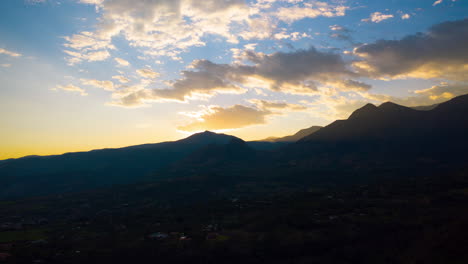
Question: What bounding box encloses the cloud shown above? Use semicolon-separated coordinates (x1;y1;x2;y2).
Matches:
111;47;371;107
63;31;114;64
413;82;468;101
66;0;348;63
0;64;11;68
114;57;130;66
178;104;272;132
325;80;372;91
328;25;353;43
64;49;111;65
274;2;348;23
136;68;159;79
112;75;130;83
273;31;310;41
237;47;367;94
86;50;111;61
0;48;22;57
248;99;307;111
353;19;468;81
51;84;88;96
329;25;350;32
433;0;443;6
112;66;247;106
362;12;394;23
66;0;250;63
80;79;115;91
304;95;368;120
25;0;47;4
357;82;468;108
401;13;411;20
78;0;104;4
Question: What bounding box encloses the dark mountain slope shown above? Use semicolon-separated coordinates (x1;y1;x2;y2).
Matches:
0;131;241;198
165;137;258;176
259;126;322;142
276;95;468;176
2;95;468;199
301;103;424;142
301;95;468;143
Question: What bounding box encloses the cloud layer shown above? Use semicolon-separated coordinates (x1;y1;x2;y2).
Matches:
178;99;308;132
353;19;468;81
52;84;88;96
64;0;349;64
0;48;22;57
112;47;371;106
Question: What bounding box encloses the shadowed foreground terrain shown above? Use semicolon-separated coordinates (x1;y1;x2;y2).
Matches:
1;95;468;263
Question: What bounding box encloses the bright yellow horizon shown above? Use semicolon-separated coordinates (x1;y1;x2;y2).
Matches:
0;115;328;160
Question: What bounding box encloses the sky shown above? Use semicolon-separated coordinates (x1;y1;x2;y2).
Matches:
0;0;467;159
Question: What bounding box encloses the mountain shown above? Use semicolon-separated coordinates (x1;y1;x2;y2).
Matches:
275;126;323;142
301;95;468;143
2;95;468;199
282;95;468;174
245;141;289;151
411;103;439;111
259;126;323;142
166;137;258;176
0;131;241;198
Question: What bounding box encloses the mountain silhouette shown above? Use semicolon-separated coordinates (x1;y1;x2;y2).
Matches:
0;131;243;197
166;137;257;175
260;126;322;142
301;95;468;143
279;94;468;175
1;94;468;198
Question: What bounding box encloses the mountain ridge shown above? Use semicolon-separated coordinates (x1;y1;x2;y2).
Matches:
300;94;468;143
2;94;468;198
258;126;323;142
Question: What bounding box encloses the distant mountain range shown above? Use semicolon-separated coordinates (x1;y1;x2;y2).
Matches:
1;94;468;198
302;95;468;143
0;131;244;197
259;126;322;142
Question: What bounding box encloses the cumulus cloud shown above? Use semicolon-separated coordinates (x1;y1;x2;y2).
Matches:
401;13;411;20
362;12;394;23
66;0;348;63
64;49;111;65
114;57;130;66
357;82;468;108
63;31;114;64
413;82;468;102
325;80;372;91
0;48;22;57
51;84;88;96
111;47;371;107
136;68;159;79
238;47;368;94
112;75;130;83
303;95;368;120
353;19;468;81
274;2;348;23
79;0;104;4
111;66;247;106
328;25;353;42
329;25;350;32
80;79;115;91
64;0;250;63
178;104;272;132
248;99;307;111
